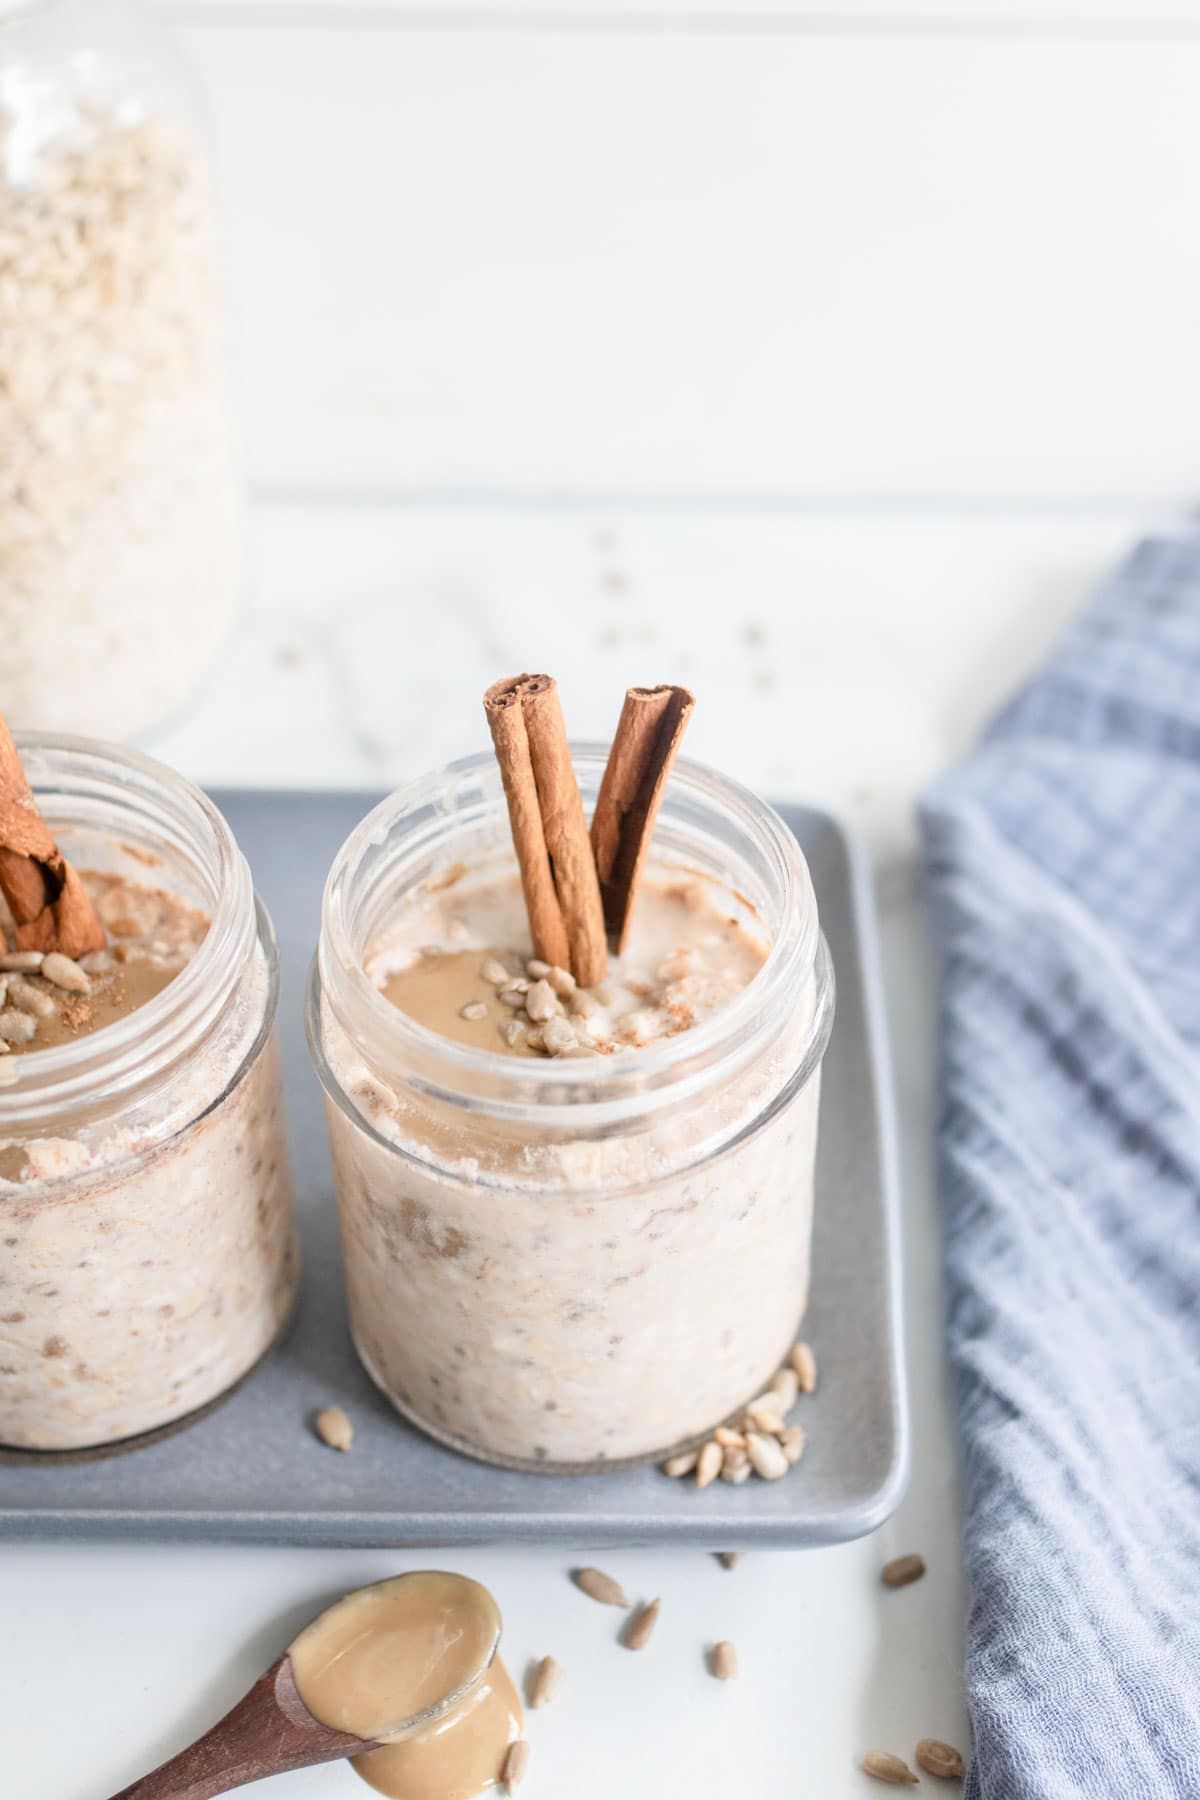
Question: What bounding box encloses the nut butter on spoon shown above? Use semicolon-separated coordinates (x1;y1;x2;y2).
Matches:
107;1572;519;1800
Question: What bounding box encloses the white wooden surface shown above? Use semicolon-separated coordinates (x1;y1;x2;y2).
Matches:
4;0;1194;1790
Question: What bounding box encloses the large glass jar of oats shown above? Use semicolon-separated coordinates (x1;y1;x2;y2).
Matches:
309;751;835;1473
0;735;298;1452
0;0;238;739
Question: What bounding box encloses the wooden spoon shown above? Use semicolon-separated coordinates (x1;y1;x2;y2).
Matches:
105;1652;377;1799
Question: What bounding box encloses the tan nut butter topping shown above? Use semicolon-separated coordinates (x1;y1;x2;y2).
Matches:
289;1572;519;1800
379;872;768;1062
383;952;544;1058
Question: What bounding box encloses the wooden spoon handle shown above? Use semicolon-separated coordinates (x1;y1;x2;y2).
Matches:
105;1654;369;1800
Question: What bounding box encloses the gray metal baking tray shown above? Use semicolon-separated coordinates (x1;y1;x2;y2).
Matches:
0;791;908;1547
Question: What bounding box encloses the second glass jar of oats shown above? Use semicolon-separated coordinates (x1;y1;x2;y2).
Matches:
309;749;834;1472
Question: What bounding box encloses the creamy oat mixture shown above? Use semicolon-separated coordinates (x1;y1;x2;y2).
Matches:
321;859;822;1469
0;871;297;1452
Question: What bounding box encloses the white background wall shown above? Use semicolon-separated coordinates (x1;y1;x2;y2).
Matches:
135;0;1200;847
152;0;1200;505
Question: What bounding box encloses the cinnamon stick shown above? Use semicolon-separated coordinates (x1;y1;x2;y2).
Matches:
483;674;607;987
591;684;694;952
0;715;106;957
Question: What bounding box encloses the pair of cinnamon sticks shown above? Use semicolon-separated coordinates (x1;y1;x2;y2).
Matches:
483;675;693;988
0;716;106;958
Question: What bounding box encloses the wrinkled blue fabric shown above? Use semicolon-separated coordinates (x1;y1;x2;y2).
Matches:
919;533;1200;1800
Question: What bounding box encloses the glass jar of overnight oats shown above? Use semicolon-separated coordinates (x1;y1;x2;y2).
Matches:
309;749;834;1473
0;736;298;1453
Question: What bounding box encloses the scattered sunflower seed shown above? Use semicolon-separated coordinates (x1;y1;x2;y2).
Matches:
500;1019;527;1048
711;1641;738;1680
715;1551;739;1571
770;1366;800;1412
501;1739;531;1791
790;1342;818;1393
662;1450;699;1477
459;1001;488;1021
721;1449;751;1484
881;1553;927;1589
862;1750;919;1785
571;1567;628;1607
915;1739;966;1780
545;965;576;998
744;1398;786;1434
622;1597;661;1650
481;957;511;985
746;1431;789;1480
41;952;88;993
313;1406;353;1452
498;987;528;1009
779;1425;806;1465
696;1440;723;1489
79;950;114;975
528;1655;565;1709
0;951;44;972
525;959;551;978
714;1426;746;1449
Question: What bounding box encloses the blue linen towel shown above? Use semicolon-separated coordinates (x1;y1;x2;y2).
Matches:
919;532;1200;1800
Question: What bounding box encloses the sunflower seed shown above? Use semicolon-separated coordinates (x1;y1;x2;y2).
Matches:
0;951;44;972
459;1001;488;1021
524;978;561;1023
545;965;576;998
744;1399;786;1434
721;1448;751;1484
0;1010;37;1045
500;1019;527;1047
711;1640;738;1680
770;1366;800;1412
313;1406;353;1452
525;959;550;978
79;950;114;975
863;1750;918;1785
501;1739;531;1791
746;1432;789;1480
622;1597;660;1650
881;1553;926;1589
481;957;511;985
715;1551;739;1571
498;986;528;1009
662;1450;699;1477
696;1440;723;1489
528;1655;565;1708
779;1425;806;1465
714;1426;746;1449
542;1015;577;1055
789;1341;817;1393
41;952;88;993
915;1739;966;1780
572;1567;628;1607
